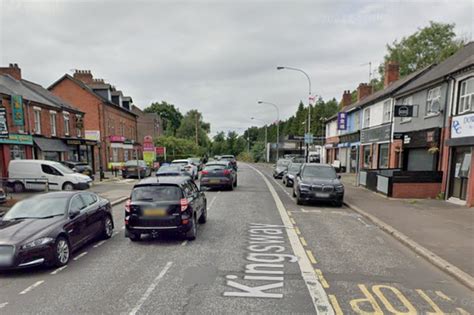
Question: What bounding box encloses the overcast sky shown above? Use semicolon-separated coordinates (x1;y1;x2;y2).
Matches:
0;0;472;136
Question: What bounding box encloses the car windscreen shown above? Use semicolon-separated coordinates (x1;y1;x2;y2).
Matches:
131;185;183;202
289;164;302;172
158;166;181;173
302;166;336;179
4;196;69;220
220;156;234;160
171;161;188;166
125;160;145;167
204;164;227;171
277;160;291;167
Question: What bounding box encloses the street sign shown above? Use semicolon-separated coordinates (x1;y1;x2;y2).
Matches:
394;105;414;117
304;133;314;144
337;112;347;130
0;107;9;138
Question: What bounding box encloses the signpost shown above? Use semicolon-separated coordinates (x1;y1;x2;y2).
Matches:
304;133;314;144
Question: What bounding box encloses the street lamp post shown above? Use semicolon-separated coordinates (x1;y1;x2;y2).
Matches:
277;66;312;162
251;117;268;162
257;101;280;161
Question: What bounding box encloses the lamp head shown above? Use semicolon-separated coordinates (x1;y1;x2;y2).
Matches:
276;66;285;70
257;101;263;104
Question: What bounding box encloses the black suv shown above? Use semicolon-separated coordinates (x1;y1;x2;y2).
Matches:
293;164;344;206
125;177;207;241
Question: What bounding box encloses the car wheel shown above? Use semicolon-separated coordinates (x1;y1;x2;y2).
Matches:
13;181;24;193
62;182;74;191
198;204;207;224
233;178;237;187
333;200;343;207
101;215;114;239
128;231;141;242
229;183;234;191
53;236;70;267
296;196;303;205
186;215;197;241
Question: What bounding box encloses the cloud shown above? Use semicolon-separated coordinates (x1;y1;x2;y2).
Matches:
0;0;472;135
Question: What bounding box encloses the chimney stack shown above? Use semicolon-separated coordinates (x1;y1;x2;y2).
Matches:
73;69;93;84
357;83;372;102
0;63;22;80
342;90;352;108
384;61;400;87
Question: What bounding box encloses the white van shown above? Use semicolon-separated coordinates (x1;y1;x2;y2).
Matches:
8;159;93;192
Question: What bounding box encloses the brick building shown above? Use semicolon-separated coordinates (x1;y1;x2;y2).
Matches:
131;105;163;143
0;64;86;177
49;70;139;171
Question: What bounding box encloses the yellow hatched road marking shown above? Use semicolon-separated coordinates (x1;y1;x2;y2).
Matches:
295;227;301;235
435;290;452;301
456;308;470;315
287;211;292;216
315;269;329;288
329;295;343;315
306;250;317;264
290;218;296;225
300;237;307;246
416;289;445;314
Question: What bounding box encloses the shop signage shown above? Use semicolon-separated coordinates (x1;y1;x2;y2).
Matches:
394;105;414;117
67;140;82;145
156;146;166;155
393;132;404;140
143;135;153;144
451;113;474;139
66;139;97;146
304;133;314;144
402;128;440;148
11;95;24;126
360;124;391;143
339;132;360;144
0;107;8;138
85;130;100;141
337;112;347;130
109;135;125;142
0;134;33;145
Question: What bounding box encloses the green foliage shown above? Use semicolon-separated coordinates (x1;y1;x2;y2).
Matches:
144;101;183;136
154;135;200;161
237;151;254;163
176;109;210;147
250;141;266;162
379;21;464;78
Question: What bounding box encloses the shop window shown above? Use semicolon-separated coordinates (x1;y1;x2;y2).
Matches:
459;78;473;113
407;148;436;171
34;109;41;134
363;145;371;168
378;143;389;169
50;112;57;136
124;150;129;161
112;148;119;162
10;145;26;160
426;86;441;115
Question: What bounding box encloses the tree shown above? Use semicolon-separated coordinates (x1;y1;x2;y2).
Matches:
379;21;464;78
176;110;211;147
211;132;226;155
154;135;199;161
144;101;183;136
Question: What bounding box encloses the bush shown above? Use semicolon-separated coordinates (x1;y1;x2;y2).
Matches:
237;152;254;163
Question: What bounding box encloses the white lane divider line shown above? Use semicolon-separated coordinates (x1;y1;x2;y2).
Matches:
121;226;126;230
357;217;371;227
0;302;9;309
73;252;88;261
19;280;44;295
247;164;334;314
112;231;119;237
129;261;173;315
93;240;106;248
181;240;188;246
50;265;67;275
207;195;218;211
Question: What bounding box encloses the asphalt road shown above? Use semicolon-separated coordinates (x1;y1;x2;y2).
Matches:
0;163;472;314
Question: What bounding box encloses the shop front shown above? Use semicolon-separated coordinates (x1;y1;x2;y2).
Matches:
338;132;360;173
63;138;98;173
398;128;441;171
324;136;339;164
0;134;34;177
446;112;474;206
33;136;70;161
360;124;391;169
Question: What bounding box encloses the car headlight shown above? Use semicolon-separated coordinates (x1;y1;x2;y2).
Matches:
335;185;344;192
21;237;54;250
299;183;311;190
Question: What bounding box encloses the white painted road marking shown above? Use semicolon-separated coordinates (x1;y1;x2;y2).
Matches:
0;302;8;309
112;231;119;237
248;164;334;314
93;240;106;248
208;195;218;211
50;265;67;275
19;281;44;295
129;261;173;315
181;240;188;246
73;252;88;261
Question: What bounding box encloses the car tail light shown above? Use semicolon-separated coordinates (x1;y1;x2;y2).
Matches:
125;199;131;213
201;170;209;175
180;198;188;212
223;169;231;175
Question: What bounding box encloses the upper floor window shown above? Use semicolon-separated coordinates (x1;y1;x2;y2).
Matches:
353;112;360;130
383;100;391;123
33;108;41;134
50;111;57;137
400;96;412;123
363;108;370;128
63;112;70;136
76;115;82;137
426;86;441;115
459;78;473;114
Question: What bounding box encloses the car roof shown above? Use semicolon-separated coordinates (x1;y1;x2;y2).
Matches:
134;176;191;186
206;161;228;165
303;163;332;168
172;159;189;163
10;159;60;165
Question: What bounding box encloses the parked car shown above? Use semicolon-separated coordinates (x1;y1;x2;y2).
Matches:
200;161;237;190
8;160;92;192
0;192;113;269
220;155;237;170
171;159;198;179
61;161;94;179
125;176;207;241
272;159;291;179
156;165;191;178
282;162;302;187
188;157;204;171
293;164;344;206
122;160;152;179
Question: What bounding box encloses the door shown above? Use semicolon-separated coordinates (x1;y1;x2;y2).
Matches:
65;195;89;248
81;193;103;237
190;181;204;216
41;164;63;190
449;146;472;201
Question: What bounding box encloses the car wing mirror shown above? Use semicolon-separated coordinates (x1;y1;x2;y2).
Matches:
337;175;341;179
69;209;80;219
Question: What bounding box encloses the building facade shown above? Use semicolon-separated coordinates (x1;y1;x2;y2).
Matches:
131;105;163;143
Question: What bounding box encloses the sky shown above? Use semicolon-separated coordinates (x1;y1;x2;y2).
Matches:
0;0;472;136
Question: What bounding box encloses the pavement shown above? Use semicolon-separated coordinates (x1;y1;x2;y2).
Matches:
0;163;472;314
340;173;474;284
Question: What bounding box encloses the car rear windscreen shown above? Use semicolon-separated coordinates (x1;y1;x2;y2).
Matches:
204;164;226;171
131;185;182;202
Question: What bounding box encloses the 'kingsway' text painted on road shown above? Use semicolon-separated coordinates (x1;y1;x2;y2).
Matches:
223;223;298;299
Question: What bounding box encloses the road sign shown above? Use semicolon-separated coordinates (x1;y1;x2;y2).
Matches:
394;105;414;117
304;133;314;144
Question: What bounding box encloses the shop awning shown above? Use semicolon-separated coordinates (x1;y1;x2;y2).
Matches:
33;137;70;152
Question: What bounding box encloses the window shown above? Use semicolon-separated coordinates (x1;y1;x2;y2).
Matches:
363;145;371;168
426;86;441;115
400;96;412;123
50;112;57;136
10;145;25;160
354;111;360;130
383;100;391;123
34;109;41;134
63;113;70;136
76;115;82;137
378;143;389;169
459;78;474;113
81;193;97;206
69;196;87;213
112;148;118;162
124;150;129;161
41;164;62;176
363;108;370;128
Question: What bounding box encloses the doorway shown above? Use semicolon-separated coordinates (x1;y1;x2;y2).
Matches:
449;146;472;201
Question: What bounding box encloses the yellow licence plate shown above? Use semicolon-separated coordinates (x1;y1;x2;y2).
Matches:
210;179;220;184
144;209;167;216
